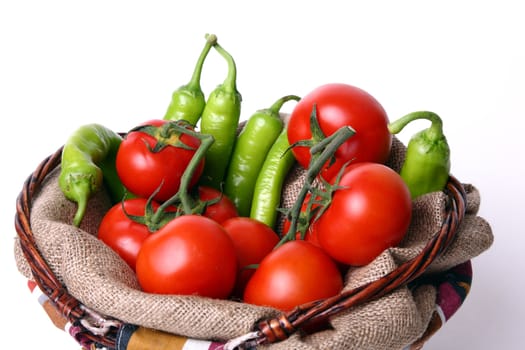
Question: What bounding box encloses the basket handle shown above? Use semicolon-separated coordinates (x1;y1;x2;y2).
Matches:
15;146;466;350
14;147;119;348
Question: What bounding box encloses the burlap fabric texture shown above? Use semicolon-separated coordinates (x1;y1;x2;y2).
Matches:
14;136;493;350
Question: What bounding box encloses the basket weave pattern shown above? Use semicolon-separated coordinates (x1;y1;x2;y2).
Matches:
14;139;491;349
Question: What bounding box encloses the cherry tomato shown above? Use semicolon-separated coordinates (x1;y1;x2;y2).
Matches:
116;119;204;202
221;217;279;298
197;186;238;224
316;162;412;266
287;83;392;180
135;215;237;298
243;240;343;311
97;198;158;271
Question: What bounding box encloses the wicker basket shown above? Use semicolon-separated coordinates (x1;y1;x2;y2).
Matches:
14;142;478;350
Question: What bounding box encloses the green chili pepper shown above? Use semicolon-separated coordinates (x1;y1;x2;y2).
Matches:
250;127;296;228
388;111;451;199
199;35;242;190
59;123;125;227
163;34;217;126
224;95;300;217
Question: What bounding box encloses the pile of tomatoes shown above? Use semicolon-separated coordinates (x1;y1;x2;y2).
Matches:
97;83;413;312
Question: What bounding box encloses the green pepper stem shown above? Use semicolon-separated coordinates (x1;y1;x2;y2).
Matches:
268;95;301;115
209;35;237;92
388;111;444;141
186;34;217;91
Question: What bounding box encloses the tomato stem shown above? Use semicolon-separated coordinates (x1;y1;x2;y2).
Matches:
131;122;197;153
289;104;326;150
149;126;215;226
178;134;215;213
277;124;355;247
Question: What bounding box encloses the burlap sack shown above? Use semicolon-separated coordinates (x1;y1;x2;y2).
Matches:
14;136;493;350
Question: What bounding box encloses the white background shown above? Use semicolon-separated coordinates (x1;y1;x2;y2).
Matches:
1;1;523;349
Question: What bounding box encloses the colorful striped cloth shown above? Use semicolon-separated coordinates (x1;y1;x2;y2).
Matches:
116;325;224;350
27;280;72;332
405;260;473;350
26;260;473;350
26;280;227;349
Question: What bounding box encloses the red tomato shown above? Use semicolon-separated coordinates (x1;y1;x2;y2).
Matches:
221;217;280;298
316;162;412;266
135;215;237;299
287;83;392;180
97;198;158;271
116;119;204;202
243;240;343;311
198;186;238;224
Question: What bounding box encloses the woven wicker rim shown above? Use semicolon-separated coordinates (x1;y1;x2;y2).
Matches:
14;145;467;349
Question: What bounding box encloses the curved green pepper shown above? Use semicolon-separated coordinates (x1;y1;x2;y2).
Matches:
224;95;300;217
250;127;296;229
59;123;125;227
163;34;217;126
388;111;450;199
199;35;242;190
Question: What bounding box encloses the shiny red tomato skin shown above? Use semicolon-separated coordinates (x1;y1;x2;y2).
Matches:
116;119;204;202
135;215;237;299
316;162;412;266
243;240;343;311
287;83;392;180
97;198;157;271
221;217;279;298
198;186;238;224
